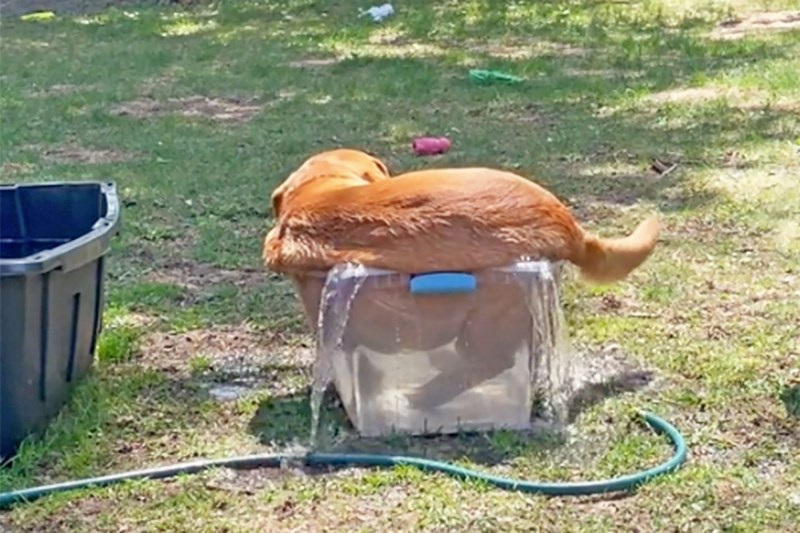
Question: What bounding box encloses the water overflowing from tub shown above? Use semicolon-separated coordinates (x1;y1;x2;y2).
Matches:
308;260;574;442
511;260;573;421
309;263;368;443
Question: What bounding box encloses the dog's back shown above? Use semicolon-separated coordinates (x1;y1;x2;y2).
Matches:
265;155;659;283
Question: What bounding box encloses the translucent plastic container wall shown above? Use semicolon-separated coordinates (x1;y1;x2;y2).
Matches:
305;261;573;438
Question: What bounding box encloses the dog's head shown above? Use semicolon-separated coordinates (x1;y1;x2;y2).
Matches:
270;149;390;219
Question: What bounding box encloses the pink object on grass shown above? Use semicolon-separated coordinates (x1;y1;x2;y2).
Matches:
412;137;451;156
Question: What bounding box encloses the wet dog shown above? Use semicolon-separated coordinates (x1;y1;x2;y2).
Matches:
264;149;660;284
263;148;661;412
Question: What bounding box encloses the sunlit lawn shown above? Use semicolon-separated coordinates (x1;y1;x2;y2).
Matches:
1;1;799;530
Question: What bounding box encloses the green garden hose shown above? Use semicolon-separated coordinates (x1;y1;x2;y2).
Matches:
0;411;686;509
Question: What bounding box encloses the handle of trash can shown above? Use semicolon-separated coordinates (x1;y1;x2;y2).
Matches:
93;182;119;230
0;181;121;276
409;272;477;295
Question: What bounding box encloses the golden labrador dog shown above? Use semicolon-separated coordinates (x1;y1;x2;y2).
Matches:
263;149;660;411
264;149;660;283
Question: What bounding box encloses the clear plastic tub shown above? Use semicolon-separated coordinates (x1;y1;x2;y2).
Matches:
302;261;573;438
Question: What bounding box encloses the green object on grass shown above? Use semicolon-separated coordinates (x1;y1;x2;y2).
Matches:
20;11;56;22
780;384;800;418
469;69;525;85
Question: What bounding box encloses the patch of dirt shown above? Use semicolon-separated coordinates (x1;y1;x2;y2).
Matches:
353;31;457;60
568;199;629;224
270;486;413;532
344;42;448;59
641;85;777;106
25;142;136;164
466;102;557;128
143;262;266;292
711;166;798;203
681;276;799;324
584;289;658;320
644;86;728;104
26;83;99;98
505;103;557;126
110;95;262;123
464;39;587;59
140;324;314;383
773;219;800;253
638;86;798;114
567;344;658;421
0;162;36;175
711;10;800;40
203;467;299;494
367;29;406;45
136;66;183;96
287;58;340;68
562;67;625;79
107;311;159;330
125;226;198;260
0;0;195;17
0;0;132;16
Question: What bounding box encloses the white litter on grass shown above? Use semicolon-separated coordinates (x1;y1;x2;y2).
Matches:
361;3;394;22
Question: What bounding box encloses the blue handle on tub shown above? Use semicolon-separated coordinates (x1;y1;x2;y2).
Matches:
409;272;477;294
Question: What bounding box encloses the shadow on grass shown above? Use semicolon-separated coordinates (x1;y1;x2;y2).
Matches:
253;54;796;212
246;363;654;469
242;2;797;214
2;3;797;305
247;387;563;468
566;369;654;423
3;1;797;220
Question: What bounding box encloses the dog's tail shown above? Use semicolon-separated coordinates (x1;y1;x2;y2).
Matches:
571;215;661;284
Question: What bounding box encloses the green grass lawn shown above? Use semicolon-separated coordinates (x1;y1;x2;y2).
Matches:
1;0;799;530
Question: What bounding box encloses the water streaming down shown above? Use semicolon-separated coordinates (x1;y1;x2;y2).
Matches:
513;260;573;423
308;260;574;441
309;264;368;443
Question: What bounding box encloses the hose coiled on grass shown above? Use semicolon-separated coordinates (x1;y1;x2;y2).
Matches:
0;411;686;509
